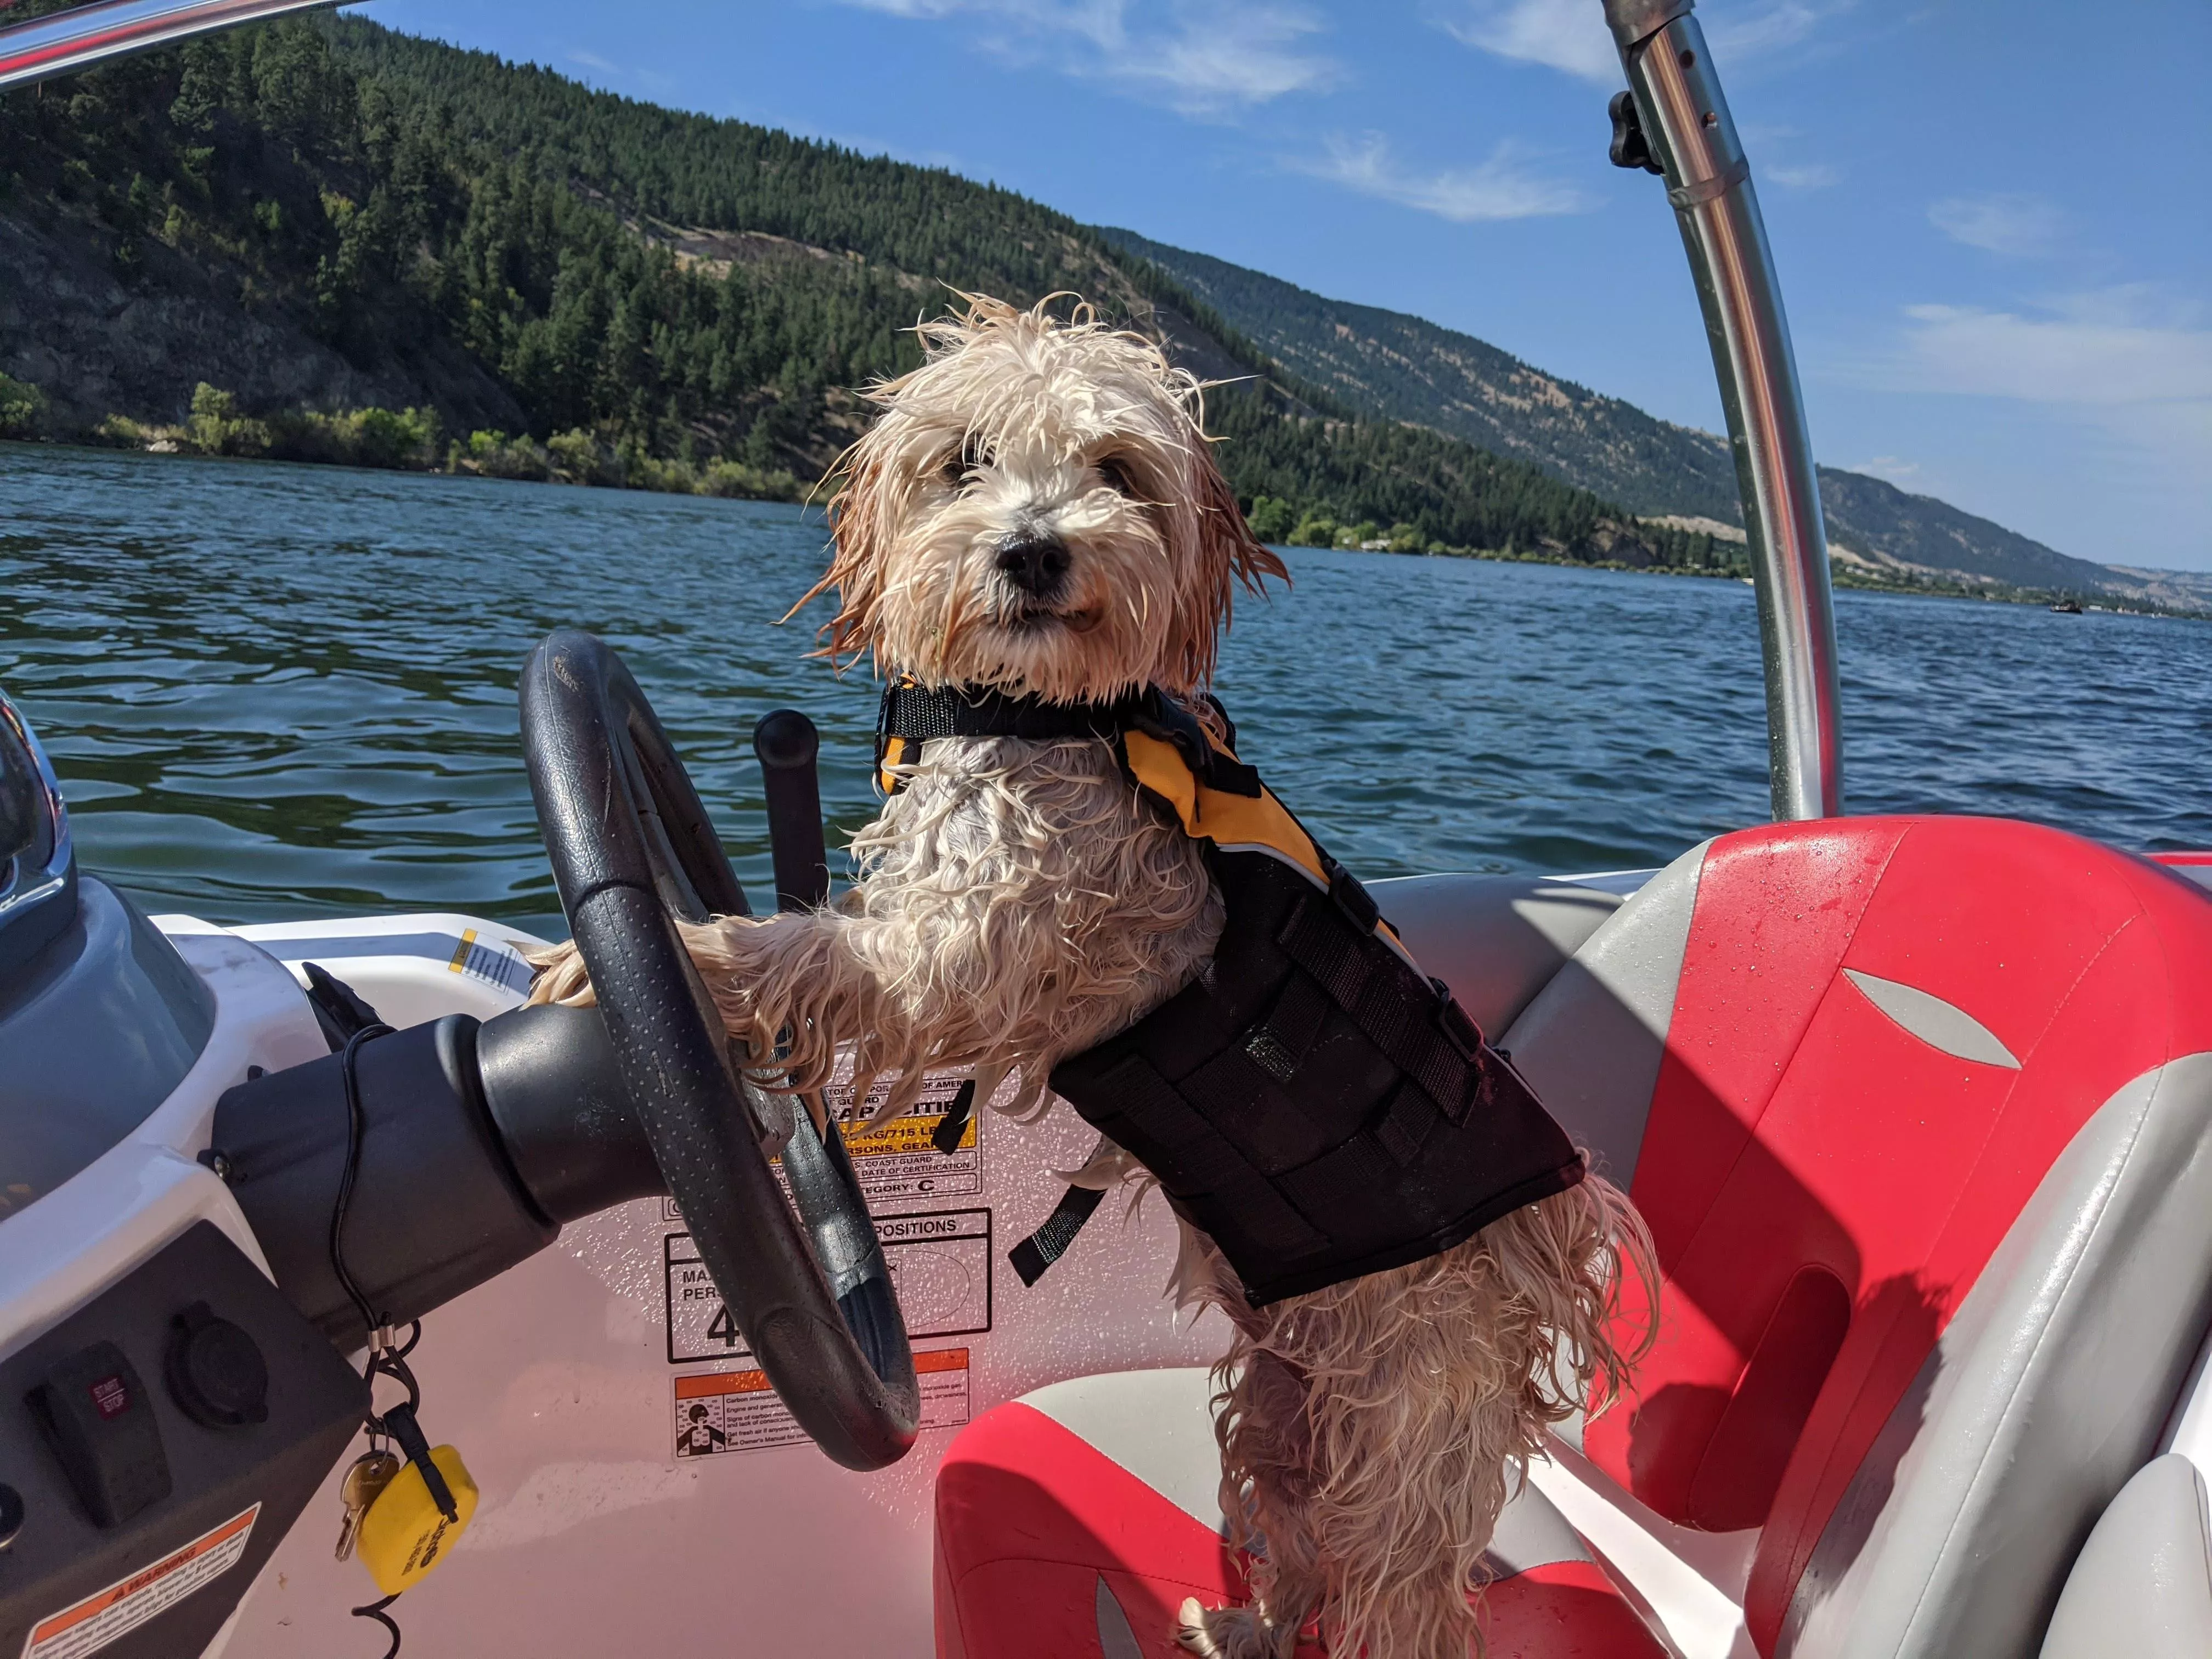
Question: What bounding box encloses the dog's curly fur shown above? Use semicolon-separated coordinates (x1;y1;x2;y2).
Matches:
531;295;1656;1658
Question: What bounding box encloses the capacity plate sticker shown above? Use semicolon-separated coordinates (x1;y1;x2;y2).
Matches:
21;1504;258;1659
672;1348;972;1458
664;1209;991;1364
654;1073;983;1215
821;1073;981;1202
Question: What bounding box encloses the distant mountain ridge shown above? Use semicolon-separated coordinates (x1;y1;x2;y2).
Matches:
1102;228;2199;608
1103;227;1745;523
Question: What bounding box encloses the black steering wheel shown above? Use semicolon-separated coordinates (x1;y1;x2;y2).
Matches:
519;629;918;1470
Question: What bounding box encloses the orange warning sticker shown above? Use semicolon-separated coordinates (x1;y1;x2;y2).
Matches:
672;1348;972;1458
23;1503;258;1659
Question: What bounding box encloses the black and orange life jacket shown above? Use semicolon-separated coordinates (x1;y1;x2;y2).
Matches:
874;681;1584;1307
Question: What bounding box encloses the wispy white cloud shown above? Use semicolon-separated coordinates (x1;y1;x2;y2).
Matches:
1739;123;1840;190
836;0;1335;114
1297;132;1593;222
1703;0;1836;59
1437;0;1847;82
1853;454;1921;483
1827;286;2212;568
1768;160;1841;190
1896;290;2212;406
565;49;675;95
1436;0;1616;82
1928;193;2066;258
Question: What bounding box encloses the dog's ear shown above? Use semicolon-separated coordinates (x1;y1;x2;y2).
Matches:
1166;441;1289;693
793;433;896;667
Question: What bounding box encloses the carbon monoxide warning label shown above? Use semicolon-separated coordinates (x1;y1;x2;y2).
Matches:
664;1208;992;1364
672;1347;973;1458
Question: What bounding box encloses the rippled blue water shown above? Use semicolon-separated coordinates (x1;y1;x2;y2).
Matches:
3;444;2206;938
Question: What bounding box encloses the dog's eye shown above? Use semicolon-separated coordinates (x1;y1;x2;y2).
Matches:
1096;455;1139;497
941;433;986;491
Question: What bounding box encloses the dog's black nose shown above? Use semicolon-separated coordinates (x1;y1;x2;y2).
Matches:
994;532;1070;599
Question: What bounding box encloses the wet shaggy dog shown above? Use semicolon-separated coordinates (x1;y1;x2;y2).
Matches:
532;296;1655;1658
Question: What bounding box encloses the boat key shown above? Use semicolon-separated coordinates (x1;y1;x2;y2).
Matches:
334;1449;401;1562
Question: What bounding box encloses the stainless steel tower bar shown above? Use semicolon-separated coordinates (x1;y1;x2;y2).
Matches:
0;0;342;95
1604;0;1844;820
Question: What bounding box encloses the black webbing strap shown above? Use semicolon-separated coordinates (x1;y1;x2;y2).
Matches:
1008;1184;1108;1286
932;1079;977;1154
877;681;1144;789
1278;885;1481;1123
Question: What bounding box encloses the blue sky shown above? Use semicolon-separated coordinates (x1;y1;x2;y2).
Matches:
368;1;2211;573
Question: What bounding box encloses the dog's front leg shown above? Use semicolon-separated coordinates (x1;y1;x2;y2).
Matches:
529;906;930;1107
674;907;915;1099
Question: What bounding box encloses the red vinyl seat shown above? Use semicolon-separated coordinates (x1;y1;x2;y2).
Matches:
1504;816;2212;1654
934;1373;1667;1658
935;817;2212;1657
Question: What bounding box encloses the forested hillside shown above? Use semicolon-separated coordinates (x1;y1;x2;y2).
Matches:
0;13;1719;569
1104;228;2184;605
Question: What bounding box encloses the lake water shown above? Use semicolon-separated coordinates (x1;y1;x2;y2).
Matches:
3;444;2207;939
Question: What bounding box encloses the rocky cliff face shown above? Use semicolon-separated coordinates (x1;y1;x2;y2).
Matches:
0;202;521;436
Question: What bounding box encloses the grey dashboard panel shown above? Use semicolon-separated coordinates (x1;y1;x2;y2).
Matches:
0;1223;367;1659
2039;1454;2212;1659
0;876;216;1217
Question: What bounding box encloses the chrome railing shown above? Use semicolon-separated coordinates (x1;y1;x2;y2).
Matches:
0;0;343;94
1605;0;1844;820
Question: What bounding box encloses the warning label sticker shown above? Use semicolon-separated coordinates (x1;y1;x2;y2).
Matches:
673;1348;972;1458
665;1209;991;1365
657;1071;983;1212
822;1072;982;1202
22;1504;258;1659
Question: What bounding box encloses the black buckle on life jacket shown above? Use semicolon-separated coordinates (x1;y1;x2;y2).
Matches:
1131;691;1263;800
1326;860;1379;932
1432;979;1486;1064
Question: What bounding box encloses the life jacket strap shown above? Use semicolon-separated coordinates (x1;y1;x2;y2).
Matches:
875;680;1144;793
930;1078;977;1154
1008;1183;1109;1286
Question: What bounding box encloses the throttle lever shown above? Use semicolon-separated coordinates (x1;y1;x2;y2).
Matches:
753;709;831;912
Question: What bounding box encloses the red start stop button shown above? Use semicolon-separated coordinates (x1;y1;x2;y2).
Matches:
88;1374;130;1419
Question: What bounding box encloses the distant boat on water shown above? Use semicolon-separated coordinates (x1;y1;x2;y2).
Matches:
2050;599;2084;614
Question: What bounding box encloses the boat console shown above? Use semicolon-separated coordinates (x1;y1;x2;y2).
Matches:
1;706;216;1222
0;691;671;1655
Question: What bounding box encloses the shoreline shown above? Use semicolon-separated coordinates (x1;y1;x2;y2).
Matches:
7;435;2204;623
1274;539;2209;622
